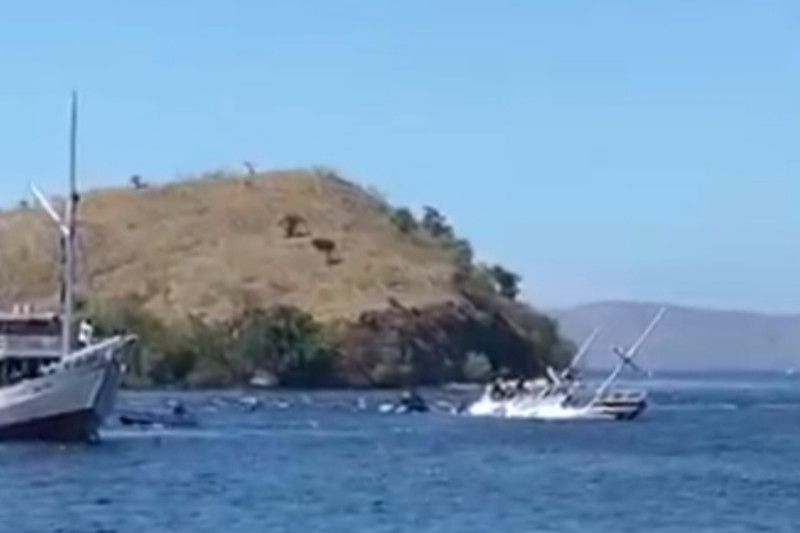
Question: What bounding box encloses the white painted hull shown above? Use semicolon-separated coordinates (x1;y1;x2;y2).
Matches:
509;395;613;421
0;336;134;441
466;390;646;421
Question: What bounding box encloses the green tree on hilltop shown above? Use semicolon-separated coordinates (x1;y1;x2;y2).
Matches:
489;264;521;300
390;207;418;234
421;206;453;240
449;238;474;271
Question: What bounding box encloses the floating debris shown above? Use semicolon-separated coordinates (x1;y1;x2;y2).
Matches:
237;396;263;412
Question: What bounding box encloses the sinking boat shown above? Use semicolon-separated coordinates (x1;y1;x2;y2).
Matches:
466;307;666;422
465;327;601;418
520;307;666;422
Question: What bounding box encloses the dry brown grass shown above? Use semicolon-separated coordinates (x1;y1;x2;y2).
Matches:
0;170;461;323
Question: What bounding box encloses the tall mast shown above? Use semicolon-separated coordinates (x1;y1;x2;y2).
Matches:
62;91;78;357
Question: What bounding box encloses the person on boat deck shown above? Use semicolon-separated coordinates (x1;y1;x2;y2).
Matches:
489;378;505;400
77;319;94;348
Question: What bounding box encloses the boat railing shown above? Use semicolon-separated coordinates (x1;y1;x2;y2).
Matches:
600;389;647;402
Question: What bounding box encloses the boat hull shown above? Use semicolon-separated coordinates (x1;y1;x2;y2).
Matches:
0;408;98;441
0;336;133;442
466;391;647;421
524;395;647;421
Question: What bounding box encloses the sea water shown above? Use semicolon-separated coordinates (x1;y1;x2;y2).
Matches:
1;374;799;533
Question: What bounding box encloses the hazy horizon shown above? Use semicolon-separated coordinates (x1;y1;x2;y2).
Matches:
1;1;798;313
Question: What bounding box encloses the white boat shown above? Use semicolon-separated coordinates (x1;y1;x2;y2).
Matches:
511;389;648;421
0;94;135;442
465;327;601;418
466;307;666;422
520;307;666;422
0;316;135;441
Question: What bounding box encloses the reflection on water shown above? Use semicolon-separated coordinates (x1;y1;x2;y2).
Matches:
2;375;800;533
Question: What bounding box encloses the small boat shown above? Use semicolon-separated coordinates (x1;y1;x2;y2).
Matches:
118;401;198;428
379;390;429;414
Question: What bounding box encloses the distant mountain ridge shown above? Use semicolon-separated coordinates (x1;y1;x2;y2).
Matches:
555;301;800;371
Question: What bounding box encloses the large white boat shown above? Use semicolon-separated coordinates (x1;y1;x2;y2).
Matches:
0;94;135;442
0;313;135;441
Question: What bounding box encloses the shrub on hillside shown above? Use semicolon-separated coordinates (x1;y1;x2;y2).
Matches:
90;300;338;388
311;237;340;265
462;351;493;382
278;213;309;239
488;264;521;300
369;361;415;388
390;207;418;234
148;344;197;385
229;305;335;387
421;206;454;240
456;280;574;377
89;298;176;382
311;165;342;182
448;238;474;271
130;175;148;190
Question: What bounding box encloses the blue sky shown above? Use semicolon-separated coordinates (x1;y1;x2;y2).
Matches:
0;1;798;312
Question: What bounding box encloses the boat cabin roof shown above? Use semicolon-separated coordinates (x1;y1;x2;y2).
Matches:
0;313;62;360
0;313;61;336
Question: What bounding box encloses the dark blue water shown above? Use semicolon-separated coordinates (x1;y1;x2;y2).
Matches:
2;375;799;533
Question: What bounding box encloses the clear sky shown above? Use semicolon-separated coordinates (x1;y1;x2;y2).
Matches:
0;1;798;313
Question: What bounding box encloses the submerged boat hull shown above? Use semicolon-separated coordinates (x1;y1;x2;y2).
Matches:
466;390;647;421
524;393;647;421
0;336;133;442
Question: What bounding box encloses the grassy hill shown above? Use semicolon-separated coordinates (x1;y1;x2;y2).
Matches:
2;169;456;321
0;169;571;387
